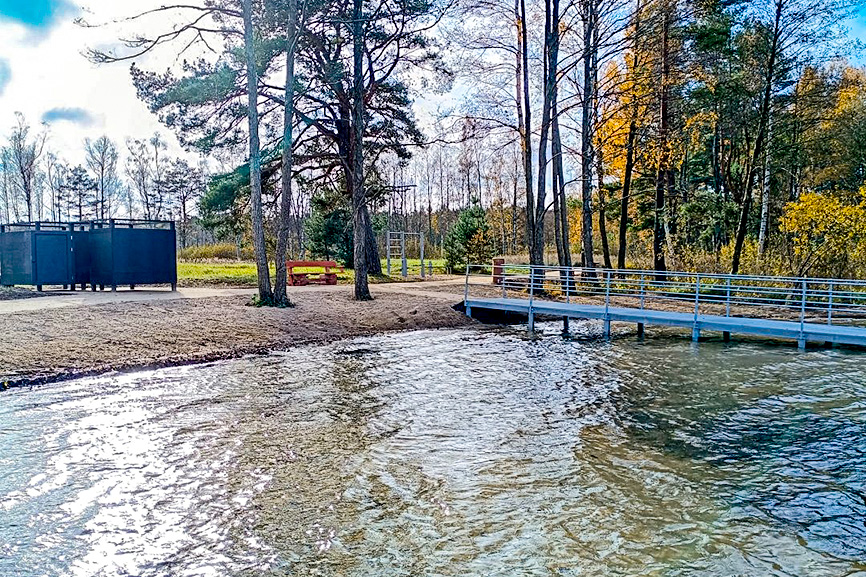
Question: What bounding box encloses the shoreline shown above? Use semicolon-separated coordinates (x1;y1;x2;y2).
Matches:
2;326;468;390
0;285;473;389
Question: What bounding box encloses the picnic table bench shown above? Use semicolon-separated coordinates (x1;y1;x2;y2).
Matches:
287;260;344;286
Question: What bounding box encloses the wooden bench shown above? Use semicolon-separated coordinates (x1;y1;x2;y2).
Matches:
287;260;344;286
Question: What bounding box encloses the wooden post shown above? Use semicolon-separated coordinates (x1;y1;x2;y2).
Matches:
493;258;505;286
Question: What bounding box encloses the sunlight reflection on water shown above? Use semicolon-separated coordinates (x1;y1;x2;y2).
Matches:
1;325;866;576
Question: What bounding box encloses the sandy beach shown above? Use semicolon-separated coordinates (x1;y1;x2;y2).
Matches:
0;281;472;387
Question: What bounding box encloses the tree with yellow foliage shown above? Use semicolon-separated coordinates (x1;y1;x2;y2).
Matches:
780;187;866;277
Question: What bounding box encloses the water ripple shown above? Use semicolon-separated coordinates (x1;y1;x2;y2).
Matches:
1;325;865;575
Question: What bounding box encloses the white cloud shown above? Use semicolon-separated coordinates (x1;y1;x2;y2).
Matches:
0;57;10;95
0;0;196;167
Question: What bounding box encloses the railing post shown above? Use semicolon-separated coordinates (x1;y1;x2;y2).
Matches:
725;277;731;318
566;267;571;304
640;274;645;310
693;274;701;342
528;266;536;333
798;279;807;349
386;232;391;276
827;281;834;326
604;270;611;339
464;263;471;318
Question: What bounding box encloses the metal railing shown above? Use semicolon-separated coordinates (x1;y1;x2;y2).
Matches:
465;264;866;328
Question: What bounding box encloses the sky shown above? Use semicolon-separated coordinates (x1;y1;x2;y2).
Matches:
0;0;187;166
0;0;865;169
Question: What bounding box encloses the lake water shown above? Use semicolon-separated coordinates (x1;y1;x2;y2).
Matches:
2;325;866;576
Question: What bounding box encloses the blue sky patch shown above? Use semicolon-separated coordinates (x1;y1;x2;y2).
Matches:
0;59;10;97
42;107;94;126
0;0;74;29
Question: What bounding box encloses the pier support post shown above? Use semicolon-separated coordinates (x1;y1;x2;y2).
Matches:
563;317;569;334
603;319;611;340
692;327;700;342
723;331;730;342
528;309;535;333
798;337;806;350
466;305;472;319
637;323;644;338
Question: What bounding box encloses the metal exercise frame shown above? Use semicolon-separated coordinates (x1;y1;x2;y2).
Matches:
386;231;432;279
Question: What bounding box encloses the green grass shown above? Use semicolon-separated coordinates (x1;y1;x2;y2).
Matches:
383;258;448;275
178;262;265;286
178;259;449;287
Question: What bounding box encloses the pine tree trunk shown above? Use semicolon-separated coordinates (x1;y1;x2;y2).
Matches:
275;0;298;305
181;201;188;249
653;4;670;277
617;0;641;271
618;116;637;269
597;151;612;269
516;0;534;261
580;0;597;270
553;109;571;268
533;0;561;267
243;0;273;302
352;0;372;300
758;116;773;256
731;0;782;274
552;144;565;266
365;211;382;275
511;168;519;254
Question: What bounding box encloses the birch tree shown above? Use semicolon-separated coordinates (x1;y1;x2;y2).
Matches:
85;136;119;220
7;114;46;223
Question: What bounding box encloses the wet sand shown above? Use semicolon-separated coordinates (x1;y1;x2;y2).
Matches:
0;282;472;387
